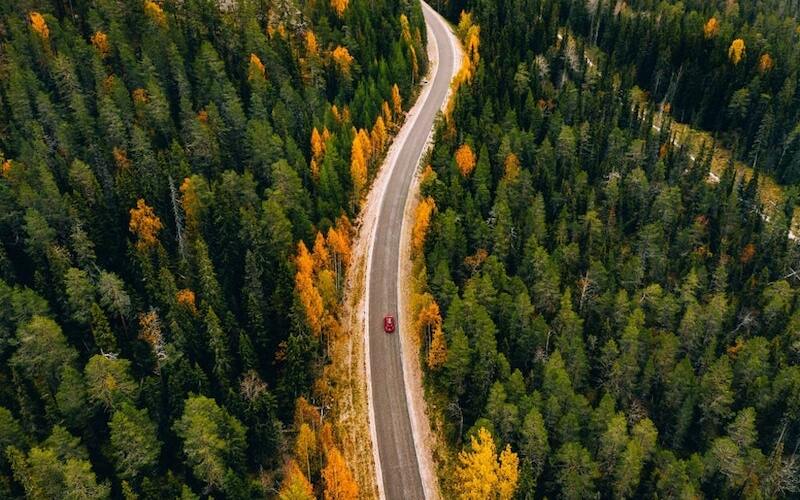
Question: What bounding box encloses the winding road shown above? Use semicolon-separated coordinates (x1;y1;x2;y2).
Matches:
365;3;459;499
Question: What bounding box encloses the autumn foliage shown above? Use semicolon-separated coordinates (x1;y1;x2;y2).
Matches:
703;17;719;39
322;446;358;500
29;12;49;40
91;31;110;57
306;31;319;56
330;0;349;17
350;131;368;199
129;199;162;251
332;46;354;75
455;143;477;177
729;38;746;65
759;53;774;73
455;427;520;500
279;459;315;500
295;241;325;336
144;0;166;26
176;289;197;314
391;84;403;116
412;197;436;256
249;53;266;81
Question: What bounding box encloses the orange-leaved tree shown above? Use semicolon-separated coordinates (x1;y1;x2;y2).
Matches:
29;12;49;40
330;0;348;17
306;30;319;56
332;46;354;76
322;446;358;500
248;53;266;81
703;17;719;39
295;241;325;336
129;199;162;251
759;53;774;73
91;31;110;58
455;143;477;177
411;197;436;257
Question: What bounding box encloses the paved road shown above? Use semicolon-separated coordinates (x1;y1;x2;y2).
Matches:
366;3;456;499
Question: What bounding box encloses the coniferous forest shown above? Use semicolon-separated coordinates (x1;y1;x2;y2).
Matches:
415;0;800;498
0;0;425;498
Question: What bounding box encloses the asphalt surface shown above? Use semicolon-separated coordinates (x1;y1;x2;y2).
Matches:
367;3;456;499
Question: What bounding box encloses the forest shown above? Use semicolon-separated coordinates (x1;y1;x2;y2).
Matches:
414;0;800;498
0;0;426;498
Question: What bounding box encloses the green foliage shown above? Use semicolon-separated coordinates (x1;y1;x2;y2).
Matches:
424;1;800;497
0;0;424;494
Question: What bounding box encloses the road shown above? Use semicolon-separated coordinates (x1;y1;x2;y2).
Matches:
365;3;457;499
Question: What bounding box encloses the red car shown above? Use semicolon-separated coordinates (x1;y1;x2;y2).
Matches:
383;315;396;333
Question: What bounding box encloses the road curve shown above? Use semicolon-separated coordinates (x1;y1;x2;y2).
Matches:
365;3;457;499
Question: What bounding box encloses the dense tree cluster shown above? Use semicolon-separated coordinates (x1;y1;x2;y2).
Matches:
445;0;800;182
420;0;800;497
0;0;425;497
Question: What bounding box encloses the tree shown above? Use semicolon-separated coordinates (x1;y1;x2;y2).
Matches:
174;395;246;491
279;459;315;500
11;316;77;404
129;199;163;251
554;442;599;499
455;144;477;177
703;18;719;39
330;0;349;17
109;403;161;479
322;446;358;500
455;427;520;499
350;132;368;200
64;268;95;324
84;354;137;411
729;39;746;65
412;197;436;256
391;84;403;116
295;423;317;479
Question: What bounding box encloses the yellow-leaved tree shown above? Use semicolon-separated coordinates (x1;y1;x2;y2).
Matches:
371;116;388;154
455;428;520;500
294;423;317;480
503;153;521;183
455;143;477;177
391;84;403;117
350;132;368;200
278;459;315;500
144;0;166;26
729;38;745;65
